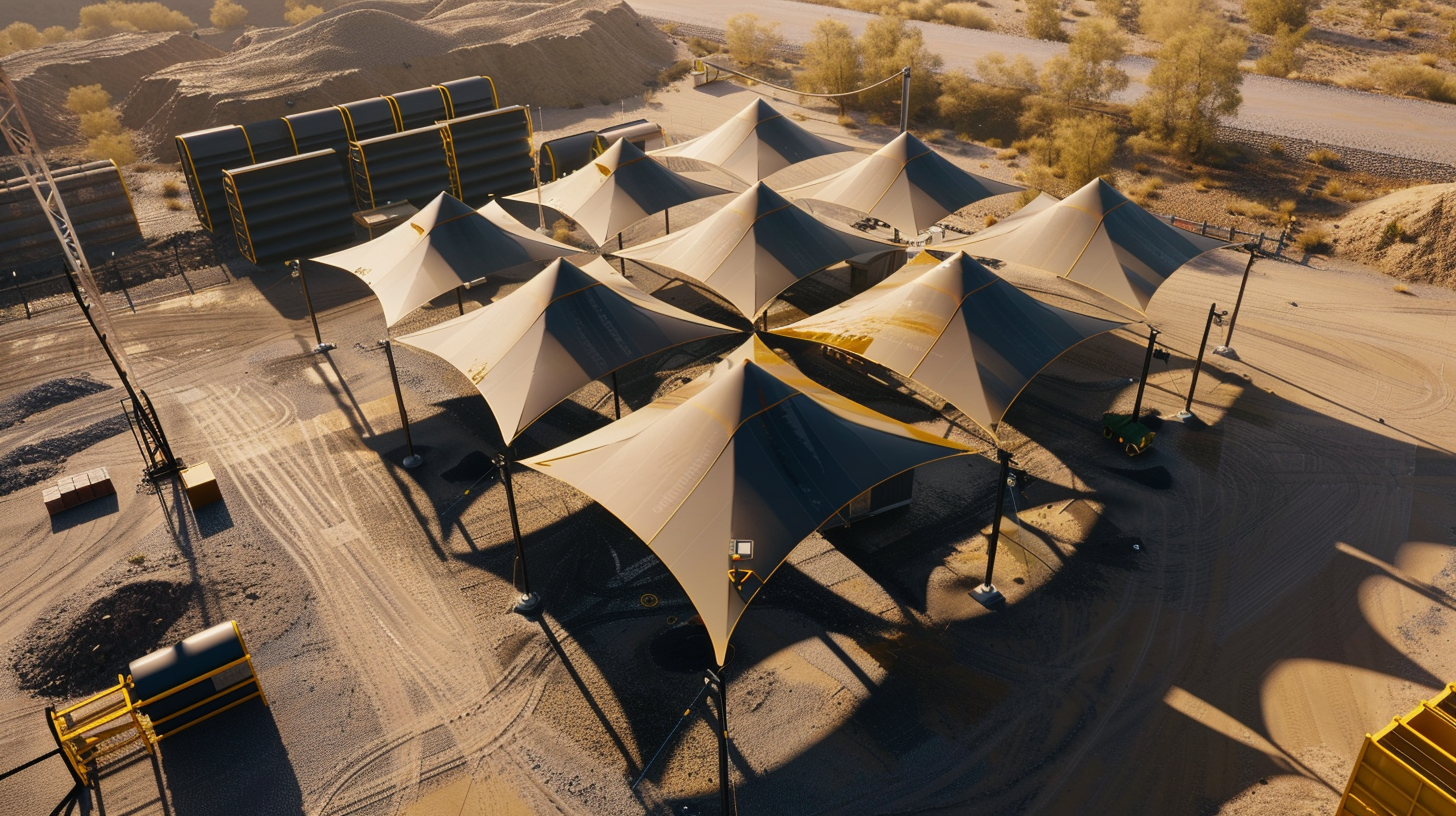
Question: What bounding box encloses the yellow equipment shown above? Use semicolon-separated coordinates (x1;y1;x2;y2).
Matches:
1337;682;1456;816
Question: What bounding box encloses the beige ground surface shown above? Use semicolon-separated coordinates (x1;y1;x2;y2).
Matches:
2;83;1456;816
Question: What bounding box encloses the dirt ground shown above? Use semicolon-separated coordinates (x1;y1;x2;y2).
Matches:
2;83;1456;816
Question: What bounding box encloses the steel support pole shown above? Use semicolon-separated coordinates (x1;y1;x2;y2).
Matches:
714;667;732;816
1218;249;1256;353
611;370;621;419
496;452;541;613
12;271;29;319
617;233;627;275
664;207;670;235
899;67;911;133
1180;303;1218;419
295;261;333;352
455;286;464;315
381;340;421;468
1131;327;1159;419
979;448;1013;592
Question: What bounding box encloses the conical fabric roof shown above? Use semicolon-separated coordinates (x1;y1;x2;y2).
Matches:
311;192;577;327
781;132;1021;237
612;182;896;319
651;98;855;182
942;178;1231;312
396;258;739;443
505;138;731;245
774;251;1124;434
522;335;975;665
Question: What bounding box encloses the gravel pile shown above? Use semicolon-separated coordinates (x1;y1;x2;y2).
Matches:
1335;183;1456;288
0;375;111;431
11;580;193;698
0;414;131;497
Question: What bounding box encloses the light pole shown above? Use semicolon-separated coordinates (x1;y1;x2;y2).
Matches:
1215;245;1257;357
495;452;541;614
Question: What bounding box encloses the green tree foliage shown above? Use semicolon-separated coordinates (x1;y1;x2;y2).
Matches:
210;0;249;28
798;18;862;112
1026;0;1067;41
725;13;784;69
859;15;944;118
1029;114;1120;191
1254;22;1308;77
1040;17;1130;102
1244;0;1310;35
1140;0;1218;40
1132;22;1247;155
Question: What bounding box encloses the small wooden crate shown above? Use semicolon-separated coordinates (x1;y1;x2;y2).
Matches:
43;467;115;516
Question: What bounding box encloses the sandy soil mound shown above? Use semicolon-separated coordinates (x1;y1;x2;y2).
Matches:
1336;183;1456;287
11;579;193;698
124;0;676;156
0;32;223;151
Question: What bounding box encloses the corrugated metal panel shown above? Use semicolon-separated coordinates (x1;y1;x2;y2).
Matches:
223;149;355;265
446;105;534;207
348;123;455;210
175;124;254;232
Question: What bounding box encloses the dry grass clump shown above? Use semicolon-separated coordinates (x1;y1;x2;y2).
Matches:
997;148;1020;160
161;180;182;198
1268;141;1284;156
1341;58;1456;103
75;1;195;37
801;0;994;29
1393;282;1411;293
85;132;137;165
164;199;185;211
209;0;248;29
1307;148;1343;167
283;0;323;25
1324;179;1345;199
66;84;139;165
1227;198;1274;221
1126;176;1163;205
1295;226;1332;253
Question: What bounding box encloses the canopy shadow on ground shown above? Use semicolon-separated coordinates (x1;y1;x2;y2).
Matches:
159;701;303;816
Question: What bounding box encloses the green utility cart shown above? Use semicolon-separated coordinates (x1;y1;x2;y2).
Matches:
1102;413;1155;456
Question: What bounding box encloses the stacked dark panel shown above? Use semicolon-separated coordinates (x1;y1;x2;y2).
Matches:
223;150;355;264
538;131;605;181
175;125;254;232
447;106;535;207
283;107;351;155
385;86;449;132
338;97;398;143
437;76;498;119
349;124;455;210
0;161;142;268
241;118;296;163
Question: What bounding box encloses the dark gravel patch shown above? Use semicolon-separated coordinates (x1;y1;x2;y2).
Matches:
0;414;131;496
12;580;193;698
0;375;111;431
1103;465;1173;490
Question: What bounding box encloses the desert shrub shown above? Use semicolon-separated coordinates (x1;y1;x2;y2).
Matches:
1;22;43;55
1131;21;1247;156
1244;0;1311;34
1028;114;1120;190
939;3;994;28
860;15;943;119
75;1;196;37
1268;140;1284;156
66;84;112;115
1254;23;1308;77
1323;179;1345;198
1125;133;1168;154
1306;148;1342;166
161;180;182;198
997;147;1020;160
686;36;722;56
1226;198;1274;220
85;132;137;165
78;109;123;139
935;69;1025;141
984;214;999;227
1417;52;1440;67
976;52;1041;90
726;13;783;68
283;0;322;25
210;0;248;28
1026;0;1067;40
1193;175;1213;192
1039;16;1129;102
799;19;862;112
984;137;1003;148
1367;58;1456;102
659;59;694;86
1295;226;1332;253
1141;0;1219;40
1277;199;1297;222
164;199;185;211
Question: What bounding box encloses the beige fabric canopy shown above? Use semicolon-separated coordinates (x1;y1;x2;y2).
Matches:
942;178;1232;312
522;335;975;665
611;182;896;319
310;192;576;326
781;132;1021;238
505;137;730;245
650;98;855;182
397;258;739;443
774;251;1124;435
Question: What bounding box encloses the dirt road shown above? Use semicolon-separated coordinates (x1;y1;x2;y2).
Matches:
627;0;1456;166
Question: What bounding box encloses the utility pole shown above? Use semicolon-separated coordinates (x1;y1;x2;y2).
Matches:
899;67;911;134
0;67;178;477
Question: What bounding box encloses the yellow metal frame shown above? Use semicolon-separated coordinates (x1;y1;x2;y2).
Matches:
436;76;498;120
175;135;212;230
383;96;404;132
221;169;257;264
349;141;377;210
1338;682;1456;816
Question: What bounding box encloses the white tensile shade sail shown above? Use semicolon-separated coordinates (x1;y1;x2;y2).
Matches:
521;335;976;666
942;178;1232;313
310;192;577;327
612;182;896;319
505;138;731;245
774;251;1125;435
650;98;855;182
781;132;1021;238
396;258;739;443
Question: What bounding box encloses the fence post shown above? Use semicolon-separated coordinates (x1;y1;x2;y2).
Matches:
173;242;195;294
1200;221;1207;236
1258;232;1266;253
1229;225;1236;241
11;271;29;319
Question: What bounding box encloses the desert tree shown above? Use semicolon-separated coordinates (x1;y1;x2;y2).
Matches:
1254;22;1308;76
210;0;249;29
936;69;1028;141
859;15;944;118
1030;114;1120;190
1132;21;1247;155
976;52;1042;90
798;18;862;113
1040;17;1130;102
1244;0;1311;35
1026;0;1068;41
1140;0;1219;40
726;13;783;70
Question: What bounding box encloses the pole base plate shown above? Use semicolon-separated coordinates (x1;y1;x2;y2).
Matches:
1176;410;1195;420
1212;346;1238;359
312;343;337;354
970;583;1005;608
514;592;542;615
401;454;422;469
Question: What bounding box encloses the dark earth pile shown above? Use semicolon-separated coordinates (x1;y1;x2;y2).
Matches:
0;375;110;431
13;580;192;698
0;413;130;496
